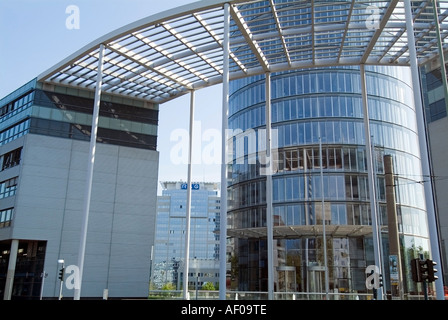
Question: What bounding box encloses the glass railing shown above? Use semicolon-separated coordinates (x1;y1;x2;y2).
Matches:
147;290;439;300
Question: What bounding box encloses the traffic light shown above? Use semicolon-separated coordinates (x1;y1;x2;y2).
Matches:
411;258;428;282
411;258;420;282
58;267;65;281
426;259;438;282
419;259;428;281
378;274;383;288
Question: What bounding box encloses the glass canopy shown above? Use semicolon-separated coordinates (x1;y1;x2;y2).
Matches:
37;0;448;104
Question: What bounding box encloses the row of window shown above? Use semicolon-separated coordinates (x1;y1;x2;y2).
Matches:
228;202;428;237
273;174;378;203
272;202;372;227
228;119;419;161
229;172;425;211
229;145;423;185
29;118;157;150
34;90;158;125
0;119;30;146
229;70;412;116
228;94;416;133
31;105;157;137
0;91;34;124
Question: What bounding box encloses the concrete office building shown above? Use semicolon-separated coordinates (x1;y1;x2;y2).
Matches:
420;54;448;287
0;79;159;299
153;181;220;291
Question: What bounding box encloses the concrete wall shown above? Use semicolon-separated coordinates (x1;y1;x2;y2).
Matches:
428;117;448;284
12;134;159;298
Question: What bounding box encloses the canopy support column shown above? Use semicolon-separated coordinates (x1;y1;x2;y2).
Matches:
3;239;19;300
182;89;195;300
219;2;230;301
405;0;445;300
265;72;274;300
318;132;329;300
74;44;105;300
360;64;384;300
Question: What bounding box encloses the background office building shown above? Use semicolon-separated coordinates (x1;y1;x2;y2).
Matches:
0;78;159;299
420;54;448;286
226;65;433;298
152;181;220;291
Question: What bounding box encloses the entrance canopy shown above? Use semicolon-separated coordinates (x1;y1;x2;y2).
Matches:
37;0;448;104
32;0;447;300
227;224;376;239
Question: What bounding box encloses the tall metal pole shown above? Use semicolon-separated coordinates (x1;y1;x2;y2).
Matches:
3;239;18;300
360;64;384;300
219;2;230;301
265;72;274;300
74;44;105;300
384;155;404;300
40;270;47;300
404;0;445;300
371;138;387;293
183;90;195;300
432;0;448;113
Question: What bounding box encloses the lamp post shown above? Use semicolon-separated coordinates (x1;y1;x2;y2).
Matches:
194;257;199;300
58;259;64;300
40;271;48;300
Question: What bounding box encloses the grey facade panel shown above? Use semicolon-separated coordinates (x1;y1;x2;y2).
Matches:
428;117;448;283
10;134;158;298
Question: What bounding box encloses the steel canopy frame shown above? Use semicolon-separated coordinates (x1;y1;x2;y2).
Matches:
37;0;448;104
34;0;448;300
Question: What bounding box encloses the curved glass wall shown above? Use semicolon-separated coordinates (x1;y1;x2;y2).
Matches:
227;66;431;298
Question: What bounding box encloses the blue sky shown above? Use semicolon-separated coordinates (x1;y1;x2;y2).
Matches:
0;0;223;193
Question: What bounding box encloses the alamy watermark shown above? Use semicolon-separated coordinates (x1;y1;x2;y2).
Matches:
365;265;382;290
66;5;80;30
62;264;81;290
366;5;380;30
169;121;279;176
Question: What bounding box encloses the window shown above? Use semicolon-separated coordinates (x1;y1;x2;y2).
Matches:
0;207;14;228
0;177;18;199
1;148;22;171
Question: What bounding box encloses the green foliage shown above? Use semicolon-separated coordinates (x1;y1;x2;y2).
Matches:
161;283;176;291
202;282;216;291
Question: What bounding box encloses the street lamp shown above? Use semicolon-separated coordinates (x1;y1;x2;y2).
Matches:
40;271;48;300
193;257;199;300
57;259;65;300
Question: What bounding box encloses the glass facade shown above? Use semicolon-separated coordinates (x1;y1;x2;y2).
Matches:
152;182;221;291
0;84;159;150
0;240;46;299
31;90;158;150
227;66;431;298
421;63;448;123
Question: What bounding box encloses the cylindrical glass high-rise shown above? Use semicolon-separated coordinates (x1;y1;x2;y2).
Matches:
226;66;430;299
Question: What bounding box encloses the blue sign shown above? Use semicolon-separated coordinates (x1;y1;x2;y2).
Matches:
180;183;200;190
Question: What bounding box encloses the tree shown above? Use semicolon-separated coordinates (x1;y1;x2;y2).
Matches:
161;283;176;291
202;282;216;291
